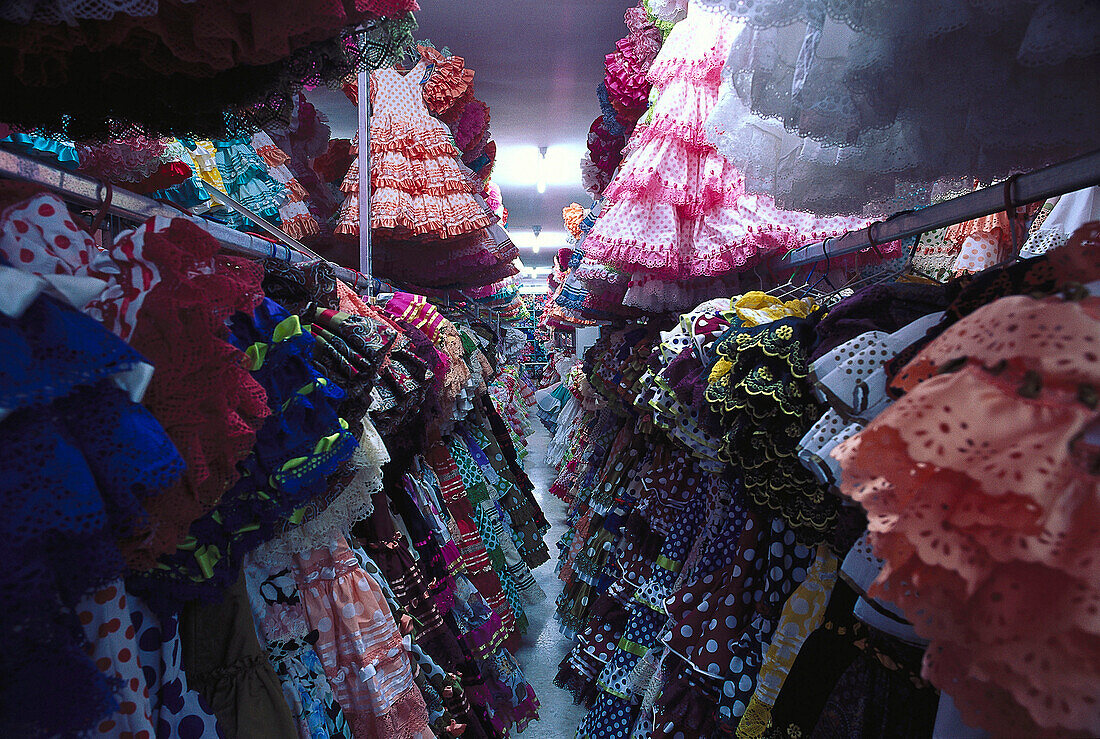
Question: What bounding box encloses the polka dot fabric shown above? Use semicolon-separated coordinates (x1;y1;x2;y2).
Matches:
577;692;638;739
799;409;848;458
336;62;493;240
1020;188;1100;260
577;5;875;314
743;549;838;726
633;468;708;614
0;193;169;342
0;193;98;275
79;582;159;738
243;558;353;739
294;538;432;739
664;515;813;731
77;581;223;739
810;333;890;399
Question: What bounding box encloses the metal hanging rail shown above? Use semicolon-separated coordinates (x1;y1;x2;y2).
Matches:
0;147;378;291
202;182;318;258
775;149;1100;269
356;67;373;298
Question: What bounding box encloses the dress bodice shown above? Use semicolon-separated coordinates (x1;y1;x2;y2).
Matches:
370;62;433;123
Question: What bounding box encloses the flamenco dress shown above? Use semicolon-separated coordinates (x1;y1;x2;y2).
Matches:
401;458;538;738
353;547;497;739
655;513;814;737
243;556;354;739
128;298;357;613
833;232;1100;737
424;442;521;649
695;0;1100;207
352;489;468;674
177;571;299;738
103;217;270;570
0;0;421;139
215;137;288;230
704;311;841;546
336;55;514;291
577;1;875;314
252;131;320;239
76;581;225;738
294;536;433;739
1020;186;1100;259
575;451;710;739
464;418;552;571
335;61;492;240
0;285;181;737
148;140;216;209
604;2;665;121
447;431;532;636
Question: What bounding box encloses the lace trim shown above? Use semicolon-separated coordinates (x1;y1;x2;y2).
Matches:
583;230;790;278
621;115;723;153
605;173;745;217
278;212;320;240
337;193;493;239
647;38;730;86
253;464;384;573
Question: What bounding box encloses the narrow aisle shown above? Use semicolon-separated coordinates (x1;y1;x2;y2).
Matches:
515;424;587;738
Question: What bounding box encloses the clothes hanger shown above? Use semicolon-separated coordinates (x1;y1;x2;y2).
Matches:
1002;173;1025;262
764;257;810;301
391;38;422;72
798;237;835;300
816;218;923;304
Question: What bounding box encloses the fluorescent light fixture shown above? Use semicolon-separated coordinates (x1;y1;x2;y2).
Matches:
492;144;586;191
510;229;570;250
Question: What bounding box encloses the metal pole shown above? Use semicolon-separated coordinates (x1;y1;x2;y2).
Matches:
776;149;1100;268
0;146;372;289
357;68;373;298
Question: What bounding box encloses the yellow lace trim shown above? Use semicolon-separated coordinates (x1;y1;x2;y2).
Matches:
736;695;773;739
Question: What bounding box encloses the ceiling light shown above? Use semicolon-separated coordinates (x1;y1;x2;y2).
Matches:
510;229;570;250
492;144;586;191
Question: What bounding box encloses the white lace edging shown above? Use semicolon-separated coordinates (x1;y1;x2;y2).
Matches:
249;417;390;569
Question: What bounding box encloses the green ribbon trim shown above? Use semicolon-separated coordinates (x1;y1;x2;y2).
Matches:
273;314;302;343
246;341;268;371
619;638;649;658
285;506;308;527
273;421;350;485
656;555;682;573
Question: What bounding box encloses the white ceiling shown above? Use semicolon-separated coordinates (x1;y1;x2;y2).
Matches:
310;0;635;267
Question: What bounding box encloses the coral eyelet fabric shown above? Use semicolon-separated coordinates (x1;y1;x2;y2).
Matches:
834;293;1100;738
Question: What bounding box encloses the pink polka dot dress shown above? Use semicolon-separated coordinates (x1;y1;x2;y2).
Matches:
579;1;872;313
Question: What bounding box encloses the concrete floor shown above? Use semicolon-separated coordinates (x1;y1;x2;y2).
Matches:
514;425;588;738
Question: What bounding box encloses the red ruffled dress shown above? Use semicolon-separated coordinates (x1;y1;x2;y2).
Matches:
335;60;492;240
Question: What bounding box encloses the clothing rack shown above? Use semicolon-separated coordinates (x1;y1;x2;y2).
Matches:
0;146;378;292
776;149;1100;269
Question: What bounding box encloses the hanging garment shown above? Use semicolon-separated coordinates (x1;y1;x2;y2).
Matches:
576;1;882;314
336;61;493;240
694;0;1100;211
